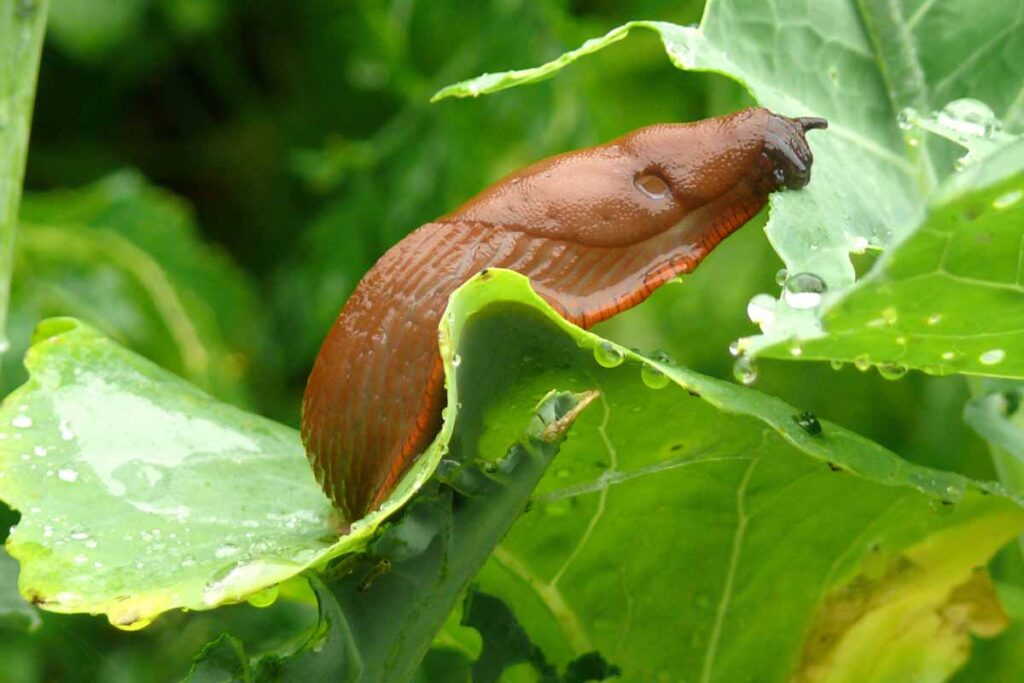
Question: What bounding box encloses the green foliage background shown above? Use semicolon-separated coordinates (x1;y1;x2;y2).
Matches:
1;0;1022;681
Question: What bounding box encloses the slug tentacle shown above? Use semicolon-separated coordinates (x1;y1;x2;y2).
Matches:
302;107;826;520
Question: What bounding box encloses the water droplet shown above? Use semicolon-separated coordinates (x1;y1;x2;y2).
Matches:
881;307;898;324
634;173;670;199
11;415;32;429
788;342;803;357
941;350;961;362
854;354;872;371
246;584;280;608
849;235;870;254
640;364;670;389
182;555;196;568
69;530;89;541
746;294;776;329
897;107;916;130
993;189;1023;210
937;98;1002;138
877;362;908;380
783;273;827;309
728;341;740;357
593;341;625;368
774;269;788;286
215;544;240;559
33;446;46;457
793;411;822;435
732;356;758;385
980;349;1005;365
926;313;942;326
59;419;75;441
57;467;78;483
651;350;674;365
451;354;462;368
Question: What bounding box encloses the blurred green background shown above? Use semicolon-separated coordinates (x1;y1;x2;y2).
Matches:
0;0;1007;680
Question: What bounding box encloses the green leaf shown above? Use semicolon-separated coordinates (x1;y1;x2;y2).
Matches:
0;0;48;360
9;171;265;404
438;271;1024;682
0;317;439;629
766;140;1024;377
431;1;1024;379
5;271;1024;681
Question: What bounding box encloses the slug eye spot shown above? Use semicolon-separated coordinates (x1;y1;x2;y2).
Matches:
634;173;670;200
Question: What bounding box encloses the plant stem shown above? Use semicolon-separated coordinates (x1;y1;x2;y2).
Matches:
0;0;48;364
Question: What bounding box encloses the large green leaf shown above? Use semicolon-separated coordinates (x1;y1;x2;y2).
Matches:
5;270;1024;681
0;317;443;629
778;140;1024;377
8;171;265;405
431;0;1024;380
438;271;1024;681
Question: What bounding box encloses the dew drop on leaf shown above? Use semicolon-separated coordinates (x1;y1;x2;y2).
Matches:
782;272;826;309
979;349;1006;365
993;189;1023;210
746;294;776;329
877;363;908;380
593;341;625;368
937;98;1002;138
849;235;869;254
732;356;757;385
897;107;917;130
640;364;670;389
12;415;32;429
774;269;788;286
854;354;872;371
651;350;675;365
246;584;280;608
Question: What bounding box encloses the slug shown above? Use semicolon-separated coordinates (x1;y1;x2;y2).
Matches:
303;107;827;521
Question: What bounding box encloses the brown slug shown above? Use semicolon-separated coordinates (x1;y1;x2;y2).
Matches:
302;107;827;521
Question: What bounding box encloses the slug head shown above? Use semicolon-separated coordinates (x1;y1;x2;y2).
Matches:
446;107;827;248
624;108;828;203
